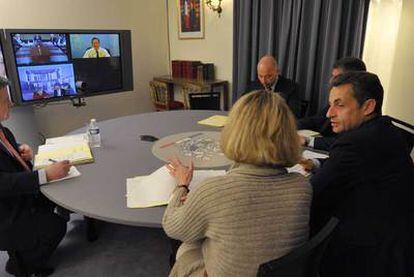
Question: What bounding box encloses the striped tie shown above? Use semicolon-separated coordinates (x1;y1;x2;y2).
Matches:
0;130;31;172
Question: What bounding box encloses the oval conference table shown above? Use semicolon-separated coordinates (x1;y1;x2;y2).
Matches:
40;110;227;229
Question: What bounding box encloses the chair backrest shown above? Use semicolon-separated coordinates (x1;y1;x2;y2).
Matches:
257;217;339;277
188;92;220;110
300;100;310;118
149;80;170;110
181;83;203;109
389;116;414;152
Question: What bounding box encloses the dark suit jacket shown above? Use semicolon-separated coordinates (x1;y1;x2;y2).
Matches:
245;75;300;117
297;106;337;151
310;116;414;274
0;127;41;249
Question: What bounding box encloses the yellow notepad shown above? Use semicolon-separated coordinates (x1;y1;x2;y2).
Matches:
34;142;94;169
197;115;228;127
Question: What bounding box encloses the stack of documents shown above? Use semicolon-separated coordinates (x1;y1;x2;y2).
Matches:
45;133;89;144
34;134;94;170
197;115;228;127
126;166;226;208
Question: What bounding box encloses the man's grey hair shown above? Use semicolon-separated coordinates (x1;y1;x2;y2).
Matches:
0;76;9;89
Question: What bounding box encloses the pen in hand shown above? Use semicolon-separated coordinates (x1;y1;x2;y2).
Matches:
48;158;58;163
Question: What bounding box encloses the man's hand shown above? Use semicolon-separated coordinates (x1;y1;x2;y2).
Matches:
18;144;33;161
299;135;306;146
166;158;194;187
299;159;315;172
45;161;71;182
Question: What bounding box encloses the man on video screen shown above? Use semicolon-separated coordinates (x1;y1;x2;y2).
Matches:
83;37;110;58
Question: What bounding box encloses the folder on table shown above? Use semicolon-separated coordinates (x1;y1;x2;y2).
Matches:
197;115;228;127
126;166;226;208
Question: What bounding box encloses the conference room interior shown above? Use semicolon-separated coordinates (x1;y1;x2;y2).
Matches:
0;0;413;276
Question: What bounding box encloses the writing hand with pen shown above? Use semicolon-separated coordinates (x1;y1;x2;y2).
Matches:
45;159;72;182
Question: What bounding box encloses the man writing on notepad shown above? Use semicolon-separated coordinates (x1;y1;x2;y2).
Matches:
0;76;71;276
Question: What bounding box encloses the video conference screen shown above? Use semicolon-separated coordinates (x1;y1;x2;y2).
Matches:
70;34;122;92
17;63;77;101
6;30;130;104
11;33;69;66
70;34;120;58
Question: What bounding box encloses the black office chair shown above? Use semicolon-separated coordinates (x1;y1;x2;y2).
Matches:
299;100;310;118
188;92;220;110
257;217;339;277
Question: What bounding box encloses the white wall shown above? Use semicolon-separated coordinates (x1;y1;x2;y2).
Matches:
167;0;233;103
386;0;414;125
0;0;170;136
363;0;402;107
363;0;413;125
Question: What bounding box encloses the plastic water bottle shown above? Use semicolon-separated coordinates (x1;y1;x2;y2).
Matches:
88;119;101;148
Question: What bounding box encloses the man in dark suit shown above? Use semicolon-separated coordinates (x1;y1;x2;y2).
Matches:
298;57;367;151
245;55;300;117
0;76;71;276
302;72;414;277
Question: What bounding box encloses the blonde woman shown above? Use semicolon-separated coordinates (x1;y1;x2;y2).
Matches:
163;91;312;277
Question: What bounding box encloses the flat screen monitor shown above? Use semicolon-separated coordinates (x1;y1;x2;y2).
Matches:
5;29;133;105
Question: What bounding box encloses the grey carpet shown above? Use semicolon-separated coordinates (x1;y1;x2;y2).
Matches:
0;214;171;277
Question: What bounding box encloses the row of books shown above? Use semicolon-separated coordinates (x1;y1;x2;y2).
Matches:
171;60;215;81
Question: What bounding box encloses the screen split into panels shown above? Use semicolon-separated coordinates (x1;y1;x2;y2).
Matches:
0;29;133;105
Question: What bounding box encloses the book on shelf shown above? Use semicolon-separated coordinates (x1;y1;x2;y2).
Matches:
171;60;215;81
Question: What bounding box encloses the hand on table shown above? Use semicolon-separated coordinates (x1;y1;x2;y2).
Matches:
298;135;306;146
45;160;71;181
299;159;315;173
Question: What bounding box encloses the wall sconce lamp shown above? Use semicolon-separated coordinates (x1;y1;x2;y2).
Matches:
206;0;223;17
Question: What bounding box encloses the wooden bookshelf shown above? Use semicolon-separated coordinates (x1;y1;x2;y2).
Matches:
153;75;229;110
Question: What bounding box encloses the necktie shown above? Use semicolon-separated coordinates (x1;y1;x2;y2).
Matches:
0;130;31;171
96;50;99;58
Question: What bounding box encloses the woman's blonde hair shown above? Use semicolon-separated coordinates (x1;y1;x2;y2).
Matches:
221;90;300;167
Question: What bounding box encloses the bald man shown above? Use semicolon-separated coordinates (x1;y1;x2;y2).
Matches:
245;55;300;117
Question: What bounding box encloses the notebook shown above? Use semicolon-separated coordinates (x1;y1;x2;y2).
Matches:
34;141;94;169
197;115;228;127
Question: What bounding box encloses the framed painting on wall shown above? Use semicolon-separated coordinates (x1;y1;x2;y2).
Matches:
177;0;205;39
